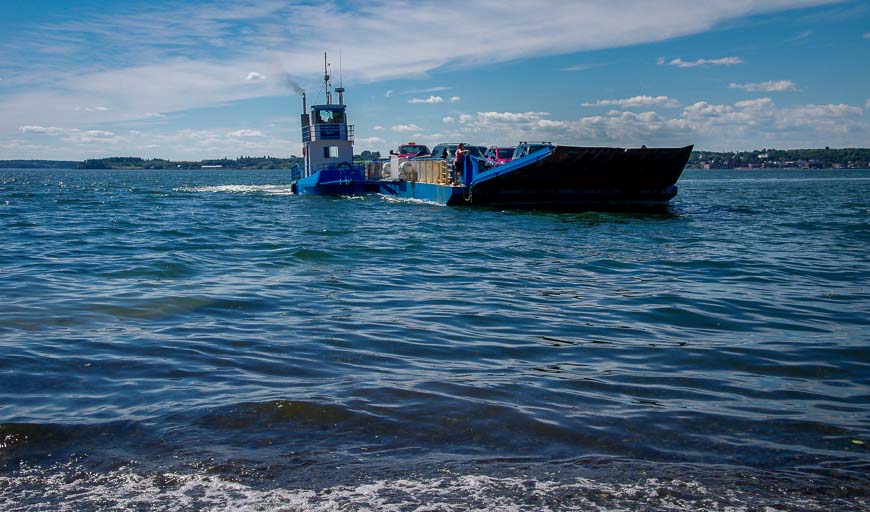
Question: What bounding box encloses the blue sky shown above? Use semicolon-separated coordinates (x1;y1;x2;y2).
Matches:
1;0;868;160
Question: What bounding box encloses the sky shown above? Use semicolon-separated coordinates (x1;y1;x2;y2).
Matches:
0;0;868;160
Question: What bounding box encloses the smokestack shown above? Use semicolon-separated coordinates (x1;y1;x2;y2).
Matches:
300;92;309;132
336;87;345;105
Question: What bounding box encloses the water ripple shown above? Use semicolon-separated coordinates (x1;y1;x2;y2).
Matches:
1;168;868;507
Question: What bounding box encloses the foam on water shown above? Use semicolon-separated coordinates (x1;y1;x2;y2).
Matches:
377;194;449;207
175;184;295;195
3;462;863;511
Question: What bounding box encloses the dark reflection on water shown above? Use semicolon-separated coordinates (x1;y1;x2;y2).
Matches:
1;168;868;510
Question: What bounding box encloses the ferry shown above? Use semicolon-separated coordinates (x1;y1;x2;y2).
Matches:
290;55;692;208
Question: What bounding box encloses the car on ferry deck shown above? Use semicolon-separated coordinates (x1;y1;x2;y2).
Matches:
391;142;430;159
485;146;516;166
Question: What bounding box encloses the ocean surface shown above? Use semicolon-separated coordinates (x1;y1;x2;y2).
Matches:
0;167;868;511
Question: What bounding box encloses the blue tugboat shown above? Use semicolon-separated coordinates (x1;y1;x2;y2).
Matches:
290;54;378;196
292;55;692;208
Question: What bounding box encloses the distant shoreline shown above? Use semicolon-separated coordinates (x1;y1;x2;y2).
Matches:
1;148;868;170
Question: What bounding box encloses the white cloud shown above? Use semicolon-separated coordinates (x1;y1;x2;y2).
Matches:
356;136;385;150
0;0;854;159
392;124;423;132
244;72;266;81
684;101;732;116
227;129;264;137
0;59;281;135
582;96;680;108
10;1;819;107
458;109;691;148
19;125;67;135
666;56;743;67
476;112;550;123
61;129;119;144
0;139;40;153
449;96;461;103
408;95;444;104
384;90;393;98
144;112;165;118
679;98;867;147
6;124;296;160
444;98;868;151
18;125;116;142
372;125;384;131
562;64;598;72
782;103;863;123
404;86;450;94
74;105;110;112
729;80;797;92
442;116;455;124
734;98;775;110
82;130;115;137
458;114;473;124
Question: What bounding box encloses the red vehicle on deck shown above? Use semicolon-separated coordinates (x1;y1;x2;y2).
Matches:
391;142;431;159
484;146;515;166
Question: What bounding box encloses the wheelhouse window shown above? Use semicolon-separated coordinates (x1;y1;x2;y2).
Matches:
323;146;339;158
316;109;344;124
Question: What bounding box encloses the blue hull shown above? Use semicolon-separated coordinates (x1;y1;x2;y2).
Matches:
292;167;379;196
377;181;465;205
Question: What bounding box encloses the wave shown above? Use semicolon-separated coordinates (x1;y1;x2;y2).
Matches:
174;184;295;195
2;460;866;511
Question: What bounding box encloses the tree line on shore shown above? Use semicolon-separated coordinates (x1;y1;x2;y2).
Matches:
1;148;867;170
0;151;384;170
687;148;870;169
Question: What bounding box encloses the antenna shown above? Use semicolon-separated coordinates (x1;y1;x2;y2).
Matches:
336;49;346;105
323;52;332;105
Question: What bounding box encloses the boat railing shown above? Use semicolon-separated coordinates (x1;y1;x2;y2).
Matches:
315;162;366;173
303;124;355;142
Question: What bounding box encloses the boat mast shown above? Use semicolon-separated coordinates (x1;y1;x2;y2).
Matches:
324;52;332;105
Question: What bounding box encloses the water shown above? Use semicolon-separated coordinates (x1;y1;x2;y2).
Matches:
1;168;868;510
